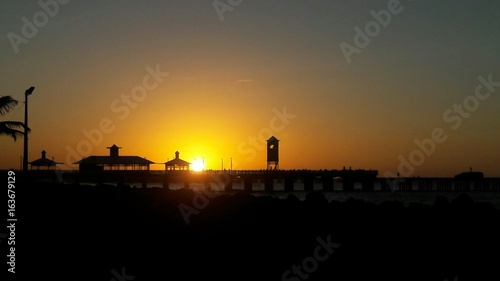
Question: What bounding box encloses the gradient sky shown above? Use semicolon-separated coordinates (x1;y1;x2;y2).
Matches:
1;0;499;177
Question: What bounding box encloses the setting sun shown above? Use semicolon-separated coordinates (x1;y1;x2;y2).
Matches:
192;158;205;172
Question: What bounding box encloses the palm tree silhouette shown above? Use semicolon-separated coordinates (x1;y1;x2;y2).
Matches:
0;95;29;141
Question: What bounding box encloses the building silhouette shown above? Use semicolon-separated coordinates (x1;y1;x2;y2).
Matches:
455;171;484;180
74;144;154;171
28;150;62;170
165;151;190;171
267;136;279;170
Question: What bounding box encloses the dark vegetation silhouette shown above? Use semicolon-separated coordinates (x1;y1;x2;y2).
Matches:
16;182;500;281
0;95;29;141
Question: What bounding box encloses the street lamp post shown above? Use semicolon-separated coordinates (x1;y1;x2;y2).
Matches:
23;86;35;173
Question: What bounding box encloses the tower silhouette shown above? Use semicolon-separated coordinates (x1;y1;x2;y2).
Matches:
267;136;279;170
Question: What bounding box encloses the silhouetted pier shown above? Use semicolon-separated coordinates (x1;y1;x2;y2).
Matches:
22;169;500;192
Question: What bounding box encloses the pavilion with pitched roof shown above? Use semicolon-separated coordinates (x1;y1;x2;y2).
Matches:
165;151;190;171
28;150;62;170
74;144;154;171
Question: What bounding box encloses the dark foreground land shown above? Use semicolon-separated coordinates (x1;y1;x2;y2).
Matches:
8;182;500;281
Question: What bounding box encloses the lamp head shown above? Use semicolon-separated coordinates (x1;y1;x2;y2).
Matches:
25;86;35;96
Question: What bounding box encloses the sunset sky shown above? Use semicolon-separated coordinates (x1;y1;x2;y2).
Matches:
1;0;499;177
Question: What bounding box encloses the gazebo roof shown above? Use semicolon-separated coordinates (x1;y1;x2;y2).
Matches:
28;150;62;166
165;151;190;166
74;156;154;165
73;144;154;165
165;158;190;166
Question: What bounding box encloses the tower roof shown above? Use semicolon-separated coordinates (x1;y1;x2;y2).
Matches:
267;136;279;142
